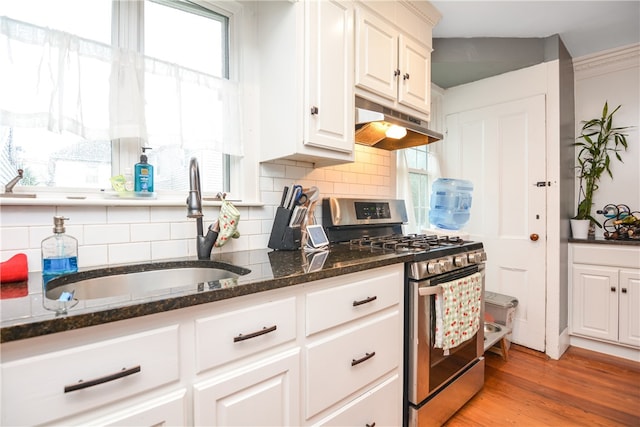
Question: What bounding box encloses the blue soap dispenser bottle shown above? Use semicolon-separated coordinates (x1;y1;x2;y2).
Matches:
41;216;78;285
134;147;154;193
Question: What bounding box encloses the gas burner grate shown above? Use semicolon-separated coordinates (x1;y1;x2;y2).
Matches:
348;233;466;252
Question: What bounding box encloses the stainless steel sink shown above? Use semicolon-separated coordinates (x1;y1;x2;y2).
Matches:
45;261;250;302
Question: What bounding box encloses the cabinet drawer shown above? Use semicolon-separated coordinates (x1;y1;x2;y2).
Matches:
314;374;400;427
1;325;180;426
305;310;400;418
572;244;640;268
195;296;297;372
306;266;402;336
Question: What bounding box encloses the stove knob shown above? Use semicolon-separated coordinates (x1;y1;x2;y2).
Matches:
454;256;468;267
439;259;452;272
467;253;480;264
427;261;442;275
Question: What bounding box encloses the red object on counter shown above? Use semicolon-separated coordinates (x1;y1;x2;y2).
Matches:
0;253;29;283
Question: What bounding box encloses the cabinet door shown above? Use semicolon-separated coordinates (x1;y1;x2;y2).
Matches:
619;269;640;347
313;374;400;427
398;34;431;115
193;348;300;426
571;265;618;342
355;6;398;101
305;0;354;153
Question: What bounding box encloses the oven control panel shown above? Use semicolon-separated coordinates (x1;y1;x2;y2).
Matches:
410;250;486;280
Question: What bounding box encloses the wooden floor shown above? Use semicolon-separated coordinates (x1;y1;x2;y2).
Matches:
444;345;640;426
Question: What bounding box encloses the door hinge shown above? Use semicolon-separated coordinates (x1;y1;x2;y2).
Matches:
535;181;551;187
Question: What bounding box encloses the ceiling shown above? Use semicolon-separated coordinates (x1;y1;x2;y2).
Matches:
430;1;640;88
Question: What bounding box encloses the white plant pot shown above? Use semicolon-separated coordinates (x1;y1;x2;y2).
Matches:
570;219;590;239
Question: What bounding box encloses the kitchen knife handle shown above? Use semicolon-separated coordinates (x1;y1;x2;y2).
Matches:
280;186;289;207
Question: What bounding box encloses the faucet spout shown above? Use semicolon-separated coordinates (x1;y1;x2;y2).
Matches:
187;158;218;260
4;169;24;193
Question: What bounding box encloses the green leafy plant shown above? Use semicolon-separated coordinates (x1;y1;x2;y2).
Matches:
574;102;630;227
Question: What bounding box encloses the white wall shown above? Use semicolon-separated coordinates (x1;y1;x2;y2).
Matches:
0;145;394;272
574;44;640;237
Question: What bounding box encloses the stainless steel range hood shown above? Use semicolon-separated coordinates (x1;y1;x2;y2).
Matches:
355;96;443;150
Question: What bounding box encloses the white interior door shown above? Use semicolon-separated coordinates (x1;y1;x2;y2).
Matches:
443;95;547;351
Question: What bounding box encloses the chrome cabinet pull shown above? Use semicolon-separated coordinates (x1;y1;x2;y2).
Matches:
353;295;377;307
351;351;376;367
234;325;277;343
64;365;141;393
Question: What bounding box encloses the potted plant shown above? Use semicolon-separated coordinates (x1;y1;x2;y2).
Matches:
571;102;630;238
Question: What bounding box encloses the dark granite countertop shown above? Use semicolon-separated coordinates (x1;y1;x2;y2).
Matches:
569;237;640;246
1;245;414;343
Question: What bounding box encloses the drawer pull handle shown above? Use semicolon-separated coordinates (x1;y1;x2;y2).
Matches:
351;351;376;367
64;365;141;393
353;295;377;307
366;423;376;427
234;325;277;343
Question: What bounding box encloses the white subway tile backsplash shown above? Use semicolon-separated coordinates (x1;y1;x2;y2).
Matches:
238;219;262;236
108;242;151;264
248;233;270;250
108;206;150;223
84;224;131;245
149;206;187;222
0;206;55;226
151;239;188;260
171;222;195;240
260;162;286;178
260;176;274;191
1;148;395;271
131;222;170;242
79;245;109;268
59;206;107;224
1;227;29;250
248;205;274;221
284;164;310;180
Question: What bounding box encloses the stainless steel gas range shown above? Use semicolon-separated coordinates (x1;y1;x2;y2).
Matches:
322;197;487;427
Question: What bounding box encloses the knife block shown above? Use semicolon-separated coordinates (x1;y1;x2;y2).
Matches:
268;207;302;250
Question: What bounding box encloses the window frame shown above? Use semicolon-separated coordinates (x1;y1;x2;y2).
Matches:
1;0;261;204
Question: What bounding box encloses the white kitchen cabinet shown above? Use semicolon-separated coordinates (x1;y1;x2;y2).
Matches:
1;325;183;426
193;348;301;426
1;264;405;427
619;269;640;347
304;264;404;425
259;0;354;166
569;244;640;349
355;1;439;118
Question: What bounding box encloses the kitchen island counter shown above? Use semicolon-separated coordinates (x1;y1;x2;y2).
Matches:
1;245;413;343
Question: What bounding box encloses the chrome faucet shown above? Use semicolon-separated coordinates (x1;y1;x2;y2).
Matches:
187;158;218;260
4;169;23;193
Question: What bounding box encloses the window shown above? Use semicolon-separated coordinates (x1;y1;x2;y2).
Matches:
405;145;439;229
1;0;238;195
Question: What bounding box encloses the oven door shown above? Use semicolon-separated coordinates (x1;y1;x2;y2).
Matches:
407;264;485;405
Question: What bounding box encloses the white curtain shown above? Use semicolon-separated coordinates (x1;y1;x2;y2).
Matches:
0;16;242;156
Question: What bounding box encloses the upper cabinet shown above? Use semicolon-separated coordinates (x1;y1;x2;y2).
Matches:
258;0;355;166
354;1;441;119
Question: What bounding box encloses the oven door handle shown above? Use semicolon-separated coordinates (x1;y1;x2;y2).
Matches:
418;285;443;297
